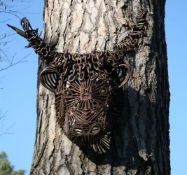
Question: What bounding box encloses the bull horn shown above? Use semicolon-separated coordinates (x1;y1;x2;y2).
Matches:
7;24;27;38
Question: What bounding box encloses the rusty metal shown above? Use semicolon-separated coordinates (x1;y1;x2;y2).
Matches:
8;10;148;154
55;54;114;153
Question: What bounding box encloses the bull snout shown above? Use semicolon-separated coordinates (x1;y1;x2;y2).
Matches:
73;124;101;136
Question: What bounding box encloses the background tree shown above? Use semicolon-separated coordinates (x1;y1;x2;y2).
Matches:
0;152;24;175
0;0;9;67
0;2;32;173
0;0;27;72
27;0;169;174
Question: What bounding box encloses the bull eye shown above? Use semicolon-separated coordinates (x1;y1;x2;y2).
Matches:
91;126;100;135
74;128;83;135
64;89;72;96
100;87;108;95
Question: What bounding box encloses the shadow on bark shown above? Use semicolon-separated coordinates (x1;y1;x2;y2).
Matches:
78;86;156;168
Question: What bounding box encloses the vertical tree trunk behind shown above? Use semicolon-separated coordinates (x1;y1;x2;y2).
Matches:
31;0;170;174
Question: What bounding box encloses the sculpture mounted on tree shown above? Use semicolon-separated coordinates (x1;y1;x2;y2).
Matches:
8;10;147;154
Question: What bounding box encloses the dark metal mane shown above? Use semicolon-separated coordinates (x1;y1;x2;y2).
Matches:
8;10;147;154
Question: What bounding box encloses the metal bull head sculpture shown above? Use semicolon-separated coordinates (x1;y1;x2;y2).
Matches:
8;11;147;153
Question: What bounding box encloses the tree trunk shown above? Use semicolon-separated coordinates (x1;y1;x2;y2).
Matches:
30;0;170;175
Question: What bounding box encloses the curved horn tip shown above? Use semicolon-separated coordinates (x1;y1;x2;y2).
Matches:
7;24;26;38
7;24;17;31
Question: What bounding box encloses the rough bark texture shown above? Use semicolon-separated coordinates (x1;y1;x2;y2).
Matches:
30;0;170;175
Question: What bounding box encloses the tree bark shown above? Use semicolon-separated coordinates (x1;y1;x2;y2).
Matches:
31;0;170;175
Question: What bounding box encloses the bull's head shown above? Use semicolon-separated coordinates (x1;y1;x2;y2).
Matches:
8;17;130;154
40;54;129;153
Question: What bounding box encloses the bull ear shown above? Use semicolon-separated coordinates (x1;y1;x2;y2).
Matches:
114;64;130;88
40;67;60;92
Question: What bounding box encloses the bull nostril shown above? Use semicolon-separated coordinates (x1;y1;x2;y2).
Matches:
74;128;83;136
91;126;100;135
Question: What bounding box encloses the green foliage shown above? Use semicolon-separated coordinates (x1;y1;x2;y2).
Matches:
0;152;25;175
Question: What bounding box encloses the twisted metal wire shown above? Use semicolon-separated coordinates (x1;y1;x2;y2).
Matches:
8;10;148;154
